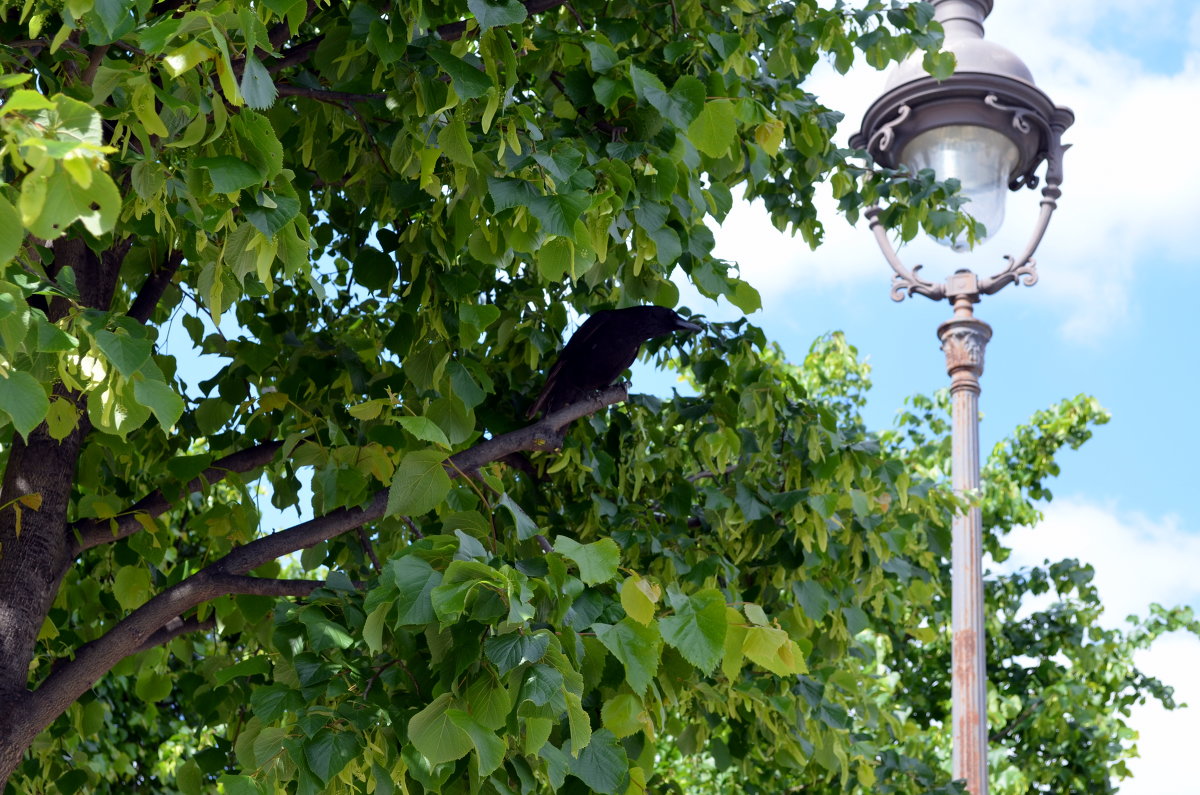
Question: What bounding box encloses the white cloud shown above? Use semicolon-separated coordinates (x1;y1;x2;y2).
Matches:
710;0;1200;343
1003;498;1200;622
1126;633;1200;795
1000;497;1200;794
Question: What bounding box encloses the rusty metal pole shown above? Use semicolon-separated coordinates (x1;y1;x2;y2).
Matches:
938;279;993;795
849;4;1073;790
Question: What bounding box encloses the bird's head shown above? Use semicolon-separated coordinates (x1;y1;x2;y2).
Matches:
639;306;704;337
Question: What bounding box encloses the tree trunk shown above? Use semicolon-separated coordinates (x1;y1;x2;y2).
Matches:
0;400;90;785
0;237;122;787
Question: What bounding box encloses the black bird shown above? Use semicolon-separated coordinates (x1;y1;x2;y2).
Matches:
527;306;703;418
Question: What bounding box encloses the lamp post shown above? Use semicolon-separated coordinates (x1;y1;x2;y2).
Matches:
849;2;1073;793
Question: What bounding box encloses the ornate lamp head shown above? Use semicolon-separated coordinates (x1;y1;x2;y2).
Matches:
851;0;1074;270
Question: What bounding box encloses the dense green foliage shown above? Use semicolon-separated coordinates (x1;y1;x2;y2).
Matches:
0;0;1191;793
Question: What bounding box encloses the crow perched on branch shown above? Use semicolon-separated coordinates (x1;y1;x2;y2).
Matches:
527;306;703;418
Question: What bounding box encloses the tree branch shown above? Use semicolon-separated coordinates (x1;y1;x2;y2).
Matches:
267;36;325;74
127;250;182;324
275;84;386;104
81;45;109;86
132;616;215;654
209;574;334;598
69;440;288;555
30;385;628;739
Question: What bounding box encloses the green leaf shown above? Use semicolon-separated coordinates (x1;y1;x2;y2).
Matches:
176;760;201;795
537;236;573;283
389;555;443;625
438;114;475;166
214;655;272;684
396;416;451;448
600;693;645;738
528;191;589;237
728;280;762;314
22;168;108;239
231;111;284;180
567;728;629;794
217;774;261;795
447;361;485;410
630;67;704;128
467;0;527;30
0;370;49;439
113;565;151;611
249;685;304;722
554;536;620;585
584;36;619;72
94;331;152;378
923;50;957;81
447;709;505;777
0;197;21;265
484;631;551;674
44;397;79;441
429;49;493;101
243;193;300;239
163;40;213;77
239;54;277;109
387;449;451;516
658;587;727;674
594;619;662;695
135;668;172;702
518;664;564;709
303;730;359;784
408;693;473;766
194;156;263;194
362;601;391;653
131;81;168;136
688;100;737;157
620;575;660;625
486;177;539;211
351;245;396;290
565;690;592;755
742;625;804;676
430;560;503;622
299;610;355;651
465;673;513;730
133;377;184;429
497;493;539;540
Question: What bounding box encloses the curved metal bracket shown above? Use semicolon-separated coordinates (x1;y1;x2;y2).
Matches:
867;104;911;154
977;186;1056;295
979;121;1067;296
983;93;1034;135
866;208;946;302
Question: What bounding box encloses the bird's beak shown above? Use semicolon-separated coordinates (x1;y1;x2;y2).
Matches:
674;318;703;333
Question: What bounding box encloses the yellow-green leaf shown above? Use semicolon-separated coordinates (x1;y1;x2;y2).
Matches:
619;574;660;625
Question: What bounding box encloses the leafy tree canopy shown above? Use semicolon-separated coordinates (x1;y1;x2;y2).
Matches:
0;0;1190;793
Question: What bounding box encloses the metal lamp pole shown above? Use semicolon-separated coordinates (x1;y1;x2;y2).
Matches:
850;2;1073;793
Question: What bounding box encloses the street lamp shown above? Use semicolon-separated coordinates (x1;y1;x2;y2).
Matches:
849;2;1073;794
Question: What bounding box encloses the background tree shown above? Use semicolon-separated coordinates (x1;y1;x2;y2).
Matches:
0;0;1187;792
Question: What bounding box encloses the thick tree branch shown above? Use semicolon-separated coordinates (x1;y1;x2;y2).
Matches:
28;385;628;742
438;0;569;41
81;44;109;85
133;616;215;654
69;440;287;555
126;250;183;324
268;36;325;74
276;84;386;104
209;574;334;598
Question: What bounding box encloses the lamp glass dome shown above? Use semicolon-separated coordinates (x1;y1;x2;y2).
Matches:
900;124;1020;252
